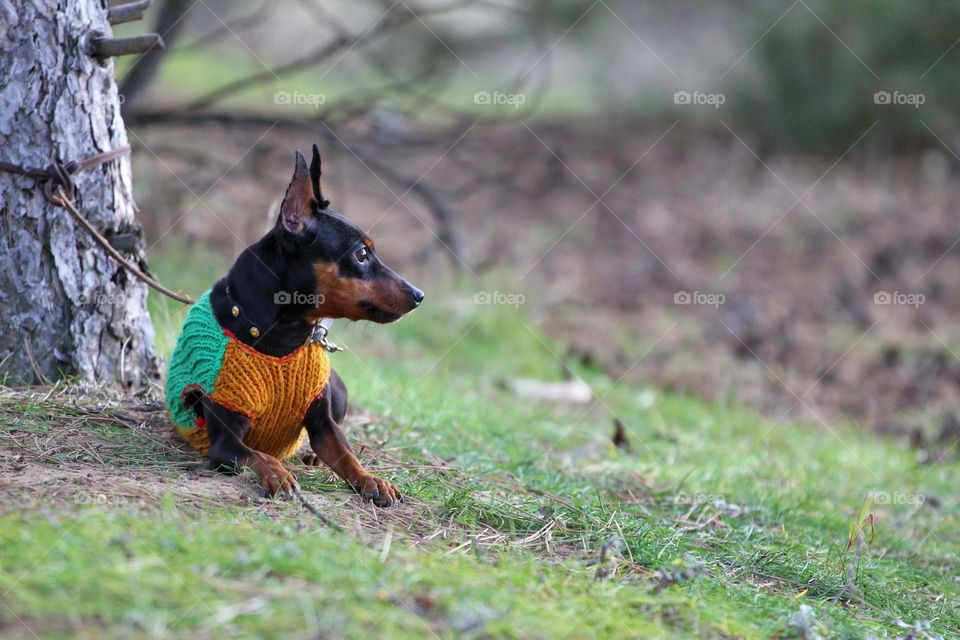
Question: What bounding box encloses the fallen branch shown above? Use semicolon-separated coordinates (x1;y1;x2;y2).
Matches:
292;485;343;531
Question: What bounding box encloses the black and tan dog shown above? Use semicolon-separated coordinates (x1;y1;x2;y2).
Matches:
165;145;422;507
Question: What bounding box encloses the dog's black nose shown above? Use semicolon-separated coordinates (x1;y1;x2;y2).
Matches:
409;285;425;307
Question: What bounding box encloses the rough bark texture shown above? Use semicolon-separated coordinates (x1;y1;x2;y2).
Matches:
0;0;159;386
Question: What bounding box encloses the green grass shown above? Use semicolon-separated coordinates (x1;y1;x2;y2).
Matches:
1;506;699;639
1;243;957;638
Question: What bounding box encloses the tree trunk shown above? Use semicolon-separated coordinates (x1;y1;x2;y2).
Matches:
0;0;159;386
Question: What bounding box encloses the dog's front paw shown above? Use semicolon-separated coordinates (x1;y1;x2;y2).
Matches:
353;474;403;507
248;451;298;499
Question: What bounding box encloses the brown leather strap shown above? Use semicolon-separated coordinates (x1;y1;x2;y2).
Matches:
0;145;195;305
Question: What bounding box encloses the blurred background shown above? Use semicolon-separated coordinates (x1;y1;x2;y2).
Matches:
118;0;960;460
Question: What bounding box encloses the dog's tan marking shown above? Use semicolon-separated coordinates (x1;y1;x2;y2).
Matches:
308;262;409;321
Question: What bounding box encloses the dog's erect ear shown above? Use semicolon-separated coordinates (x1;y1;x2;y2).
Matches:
309;144;331;209
279;150;315;234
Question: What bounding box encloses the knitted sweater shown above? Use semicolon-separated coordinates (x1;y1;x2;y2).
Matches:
165;290;331;460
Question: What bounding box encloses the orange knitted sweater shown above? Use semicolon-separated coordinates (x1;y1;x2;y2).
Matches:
167;292;331;460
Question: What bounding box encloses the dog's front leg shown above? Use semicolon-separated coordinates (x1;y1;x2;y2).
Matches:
202;396;297;498
303;388;401;507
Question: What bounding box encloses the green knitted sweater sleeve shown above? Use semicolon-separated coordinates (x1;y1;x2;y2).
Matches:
164;290;229;430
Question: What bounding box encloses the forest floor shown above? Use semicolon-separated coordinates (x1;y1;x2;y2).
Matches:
0;287;956;638
3;95;960;636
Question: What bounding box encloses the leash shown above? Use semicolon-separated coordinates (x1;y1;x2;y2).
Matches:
0;145;195;305
54;186;195;305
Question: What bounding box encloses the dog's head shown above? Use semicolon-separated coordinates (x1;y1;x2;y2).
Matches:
273;146;423;323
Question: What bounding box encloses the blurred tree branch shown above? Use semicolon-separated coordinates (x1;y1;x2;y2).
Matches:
124;0;598;273
176;0;275;51
119;0;192;111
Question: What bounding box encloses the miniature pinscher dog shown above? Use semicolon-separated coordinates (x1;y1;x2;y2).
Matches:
165;145;423;507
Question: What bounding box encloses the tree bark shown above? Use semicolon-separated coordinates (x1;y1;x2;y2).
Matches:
0;0;159;386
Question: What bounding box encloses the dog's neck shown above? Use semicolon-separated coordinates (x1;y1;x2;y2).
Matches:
210;279;317;357
208;233;320;357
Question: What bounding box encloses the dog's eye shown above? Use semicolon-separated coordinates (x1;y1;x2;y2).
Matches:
354;247;369;263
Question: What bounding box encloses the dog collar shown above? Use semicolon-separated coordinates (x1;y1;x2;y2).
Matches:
224;285;263;338
224;285;343;352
